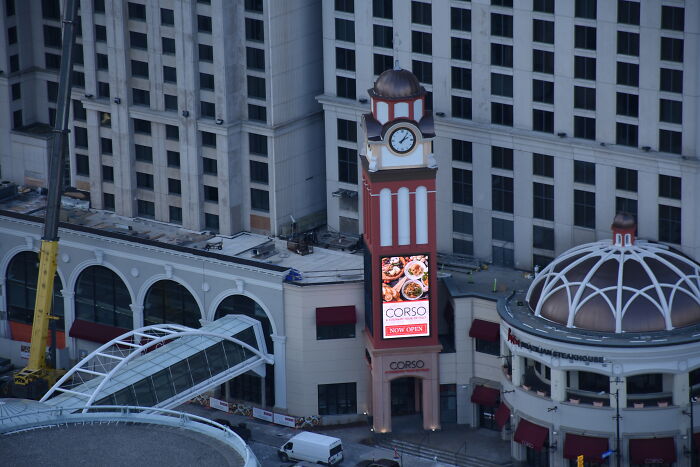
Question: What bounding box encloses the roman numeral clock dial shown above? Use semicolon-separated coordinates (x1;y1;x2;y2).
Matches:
389;127;416;154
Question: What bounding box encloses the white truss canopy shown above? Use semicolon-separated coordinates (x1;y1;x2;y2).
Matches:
41;315;273;412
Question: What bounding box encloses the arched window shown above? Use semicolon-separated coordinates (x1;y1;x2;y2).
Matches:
75;266;132;328
6;251;64;330
215;295;274;406
144;280;200;328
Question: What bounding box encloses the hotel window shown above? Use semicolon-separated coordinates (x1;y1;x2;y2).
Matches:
244;0;262;12
491;73;512;97
335;18;354;43
660;68;683;93
492;247;514;268
136;172;154;190
491;13;513;38
574;56;595;80
616;92;638;117
249;105;266;123
492;217;513;242
492;0;513;7
6;0;14;16
532;254;553;269
101;138;113;155
336;48;355;71
250;188;269;212
73;100;86;121
616;197;637;222
492;44;513;67
452;96;472;120
533;19;554;44
338;147;358;184
96;53;108;70
8;26;17;45
318;382;357;415
250;161;268;184
532;80;553;104
660;37;683;63
246;47;264;70
574;160;595;185
492;147;513;170
203;186;218;203
411;1;431;25
131;60;149;78
533;153;553;178
128;2;146;20
412;60;432;84
532;49;553;74
205;214;219;232
164;94;177;111
45;53;61;70
201;131;217;148
95;25;106;42
130;31;148;50
168;178;181;195
492;102;513;126
43;25;61;48
659;130;682;154
247;76;266;99
137;200;155;219
76;154;90;176
658;205;681;244
453;210;473;235
162;37;176;55
373;0;392;19
453;238;473;255
373;25;392;48
335;0;354;13
412;31;432;55
249;133;268;155
169;206;182;224
12;110;22;129
533;225;554;250
135;145;153;162
451;7;470;31
618;0;639;25
661;6;684;31
166;151;180;168
74;127;88;149
533;183;554;220
574;190;595;229
165;124;179;141
374;53;393;75
575;26;596;50
132;88;150;106
451;67;471;91
533;109;553;133
659;175;681;200
616;167;638;192
659;99;682;124
617;62;638;86
617;31;639;56
453;168;472;206
103;193;115;211
197;15;212;34
161;8;174;26
245;18;264;42
616;123;638;147
200;72;215;91
336;76;356;99
575;0;596;19
198;44;213;62
452;139;472;163
492;175;513;213
337;119;357;142
451;38;471;61
202;158;217;175
533;0;554;14
574;86;595;110
574;116;595;140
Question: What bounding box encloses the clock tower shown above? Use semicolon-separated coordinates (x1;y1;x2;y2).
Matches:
361;65;440;433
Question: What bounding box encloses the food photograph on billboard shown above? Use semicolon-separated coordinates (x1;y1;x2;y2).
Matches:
381;254;430;339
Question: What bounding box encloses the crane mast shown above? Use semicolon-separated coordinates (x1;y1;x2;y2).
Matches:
13;0;79;398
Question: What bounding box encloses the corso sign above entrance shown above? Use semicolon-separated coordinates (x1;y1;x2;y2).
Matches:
385;359;429;374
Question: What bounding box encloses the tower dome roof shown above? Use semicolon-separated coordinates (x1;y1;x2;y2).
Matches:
527;219;700;333
371;67;423;99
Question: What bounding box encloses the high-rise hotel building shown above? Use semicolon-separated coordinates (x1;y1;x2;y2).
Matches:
0;0;325;236
319;0;700;269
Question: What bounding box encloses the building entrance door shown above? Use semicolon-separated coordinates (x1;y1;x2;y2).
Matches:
391;377;421;416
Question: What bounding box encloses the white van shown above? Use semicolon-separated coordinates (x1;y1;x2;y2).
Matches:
278;431;343;465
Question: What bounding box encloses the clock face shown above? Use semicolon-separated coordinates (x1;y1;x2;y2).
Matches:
389;127;417;154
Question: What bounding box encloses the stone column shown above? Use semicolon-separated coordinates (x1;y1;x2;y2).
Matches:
422;351;441;431
271;334;287;410
62;290;76;360
550;368;567;402
511;355;523;387
673;372;690;407
130;304;144;329
0;280;9;338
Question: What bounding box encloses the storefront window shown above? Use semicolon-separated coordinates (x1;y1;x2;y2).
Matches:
440;384;457;423
478;404;498;430
526;446;549;467
578;371;609;393
318;382;357;415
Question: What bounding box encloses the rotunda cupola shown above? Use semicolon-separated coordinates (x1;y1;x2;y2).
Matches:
526;214;700;333
368;63;426;126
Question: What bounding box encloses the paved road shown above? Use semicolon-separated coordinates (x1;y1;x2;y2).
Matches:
180;404;450;467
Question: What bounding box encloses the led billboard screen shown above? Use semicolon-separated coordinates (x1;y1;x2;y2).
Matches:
381;255;430;338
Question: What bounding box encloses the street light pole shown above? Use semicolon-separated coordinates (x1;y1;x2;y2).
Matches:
691;393;695;467
615;388;621;467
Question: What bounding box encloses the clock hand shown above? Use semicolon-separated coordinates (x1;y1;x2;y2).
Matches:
400;134;408;143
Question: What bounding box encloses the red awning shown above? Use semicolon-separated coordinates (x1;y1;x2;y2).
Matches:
495;403;511;429
564;434;609;462
471;385;500;407
316;306;357;326
629;438;676;465
69;319;130;344
468;319;500;342
514;418;549;451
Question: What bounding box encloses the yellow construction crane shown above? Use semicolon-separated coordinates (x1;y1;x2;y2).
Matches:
12;0;79;399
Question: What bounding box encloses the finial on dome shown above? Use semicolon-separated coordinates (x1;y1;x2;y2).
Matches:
611;212;636;246
394;59;401;71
